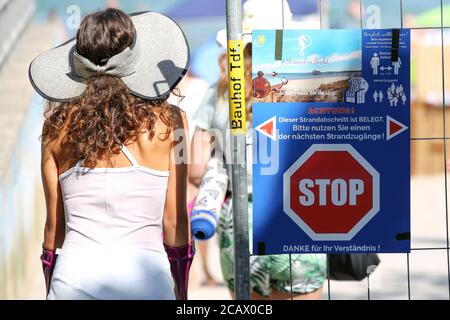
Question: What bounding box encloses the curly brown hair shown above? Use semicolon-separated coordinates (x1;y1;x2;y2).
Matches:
41;8;176;168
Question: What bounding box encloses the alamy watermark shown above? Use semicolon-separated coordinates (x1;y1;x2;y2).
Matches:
173;127;280;176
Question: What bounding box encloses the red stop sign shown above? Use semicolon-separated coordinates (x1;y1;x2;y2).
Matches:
283;144;380;241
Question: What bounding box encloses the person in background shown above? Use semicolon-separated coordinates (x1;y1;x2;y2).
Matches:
168;72;221;287
190;0;326;300
30;8;194;300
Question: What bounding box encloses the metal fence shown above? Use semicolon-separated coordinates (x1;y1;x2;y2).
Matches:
243;0;450;300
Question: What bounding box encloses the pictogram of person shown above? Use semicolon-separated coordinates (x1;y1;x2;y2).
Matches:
378;90;384;102
370;53;380;75
373;90;378;102
392;57;401;75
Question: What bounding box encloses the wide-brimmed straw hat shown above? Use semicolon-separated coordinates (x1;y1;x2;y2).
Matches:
29;11;190;102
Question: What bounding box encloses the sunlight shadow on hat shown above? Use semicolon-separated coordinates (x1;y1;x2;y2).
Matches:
154;59;188;98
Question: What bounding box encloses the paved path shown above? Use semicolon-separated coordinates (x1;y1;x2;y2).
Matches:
0;19;58;178
0;19;60;300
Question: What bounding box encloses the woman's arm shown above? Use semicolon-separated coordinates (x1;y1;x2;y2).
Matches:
41;138;65;251
41;135;65;296
163;109;191;247
162;109;195;300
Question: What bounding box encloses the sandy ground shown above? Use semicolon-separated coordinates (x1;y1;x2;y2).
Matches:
283;76;350;94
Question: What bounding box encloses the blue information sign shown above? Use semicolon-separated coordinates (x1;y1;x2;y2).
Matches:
252;29;410;254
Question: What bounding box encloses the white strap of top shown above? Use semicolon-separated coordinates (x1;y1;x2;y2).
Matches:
120;144;139;166
75;158;85;168
74;144;138;168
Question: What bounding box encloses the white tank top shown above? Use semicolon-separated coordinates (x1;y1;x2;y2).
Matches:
58;144;169;251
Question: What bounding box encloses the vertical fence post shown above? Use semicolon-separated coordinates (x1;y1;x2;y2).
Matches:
225;0;251;300
439;0;450;300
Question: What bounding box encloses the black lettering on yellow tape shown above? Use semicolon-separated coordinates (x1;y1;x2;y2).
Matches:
227;40;247;135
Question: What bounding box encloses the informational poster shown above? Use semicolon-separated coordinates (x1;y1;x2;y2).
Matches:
252;29;410;254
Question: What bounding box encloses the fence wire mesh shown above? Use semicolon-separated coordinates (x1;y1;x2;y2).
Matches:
246;0;450;300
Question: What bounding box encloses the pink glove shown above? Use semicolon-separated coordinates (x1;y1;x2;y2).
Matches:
187;197;196;216
40;247;57;296
164;240;195;300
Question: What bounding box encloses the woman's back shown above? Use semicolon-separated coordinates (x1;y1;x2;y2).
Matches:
59;143;170;251
46;113;178;300
53;105;175;244
34;8;192;300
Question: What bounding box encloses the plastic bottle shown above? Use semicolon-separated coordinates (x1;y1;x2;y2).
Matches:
191;157;229;240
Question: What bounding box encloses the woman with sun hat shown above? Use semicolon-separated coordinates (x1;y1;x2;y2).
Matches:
30;8;194;300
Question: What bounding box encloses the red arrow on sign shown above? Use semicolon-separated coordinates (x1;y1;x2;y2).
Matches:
386;116;408;141
255;116;277;141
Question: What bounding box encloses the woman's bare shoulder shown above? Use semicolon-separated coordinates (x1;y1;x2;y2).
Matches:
41;106;77;166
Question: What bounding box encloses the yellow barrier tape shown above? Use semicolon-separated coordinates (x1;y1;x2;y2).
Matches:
227;39;247;135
